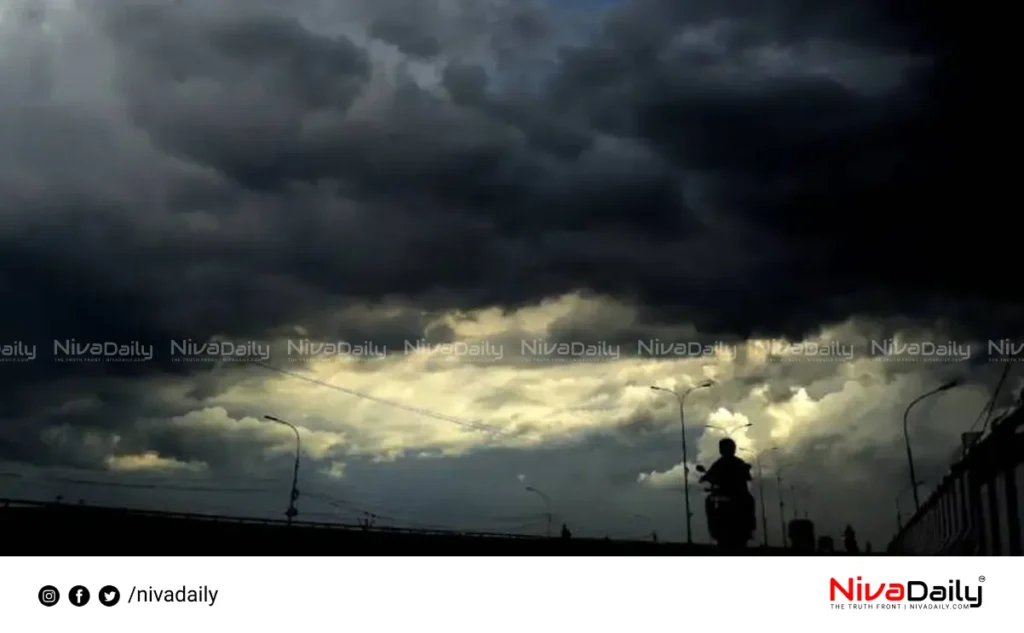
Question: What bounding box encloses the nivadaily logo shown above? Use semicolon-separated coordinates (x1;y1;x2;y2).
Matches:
830;576;983;610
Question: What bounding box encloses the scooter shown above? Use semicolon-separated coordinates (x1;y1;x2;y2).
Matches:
695;465;753;550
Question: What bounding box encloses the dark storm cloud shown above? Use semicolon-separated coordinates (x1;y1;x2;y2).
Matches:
369;18;442;59
7;0;1002;347
0;0;1008;475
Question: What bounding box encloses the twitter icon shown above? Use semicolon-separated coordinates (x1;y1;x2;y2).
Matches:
98;586;120;607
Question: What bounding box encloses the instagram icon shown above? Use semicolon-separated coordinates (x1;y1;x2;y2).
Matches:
38;585;60;607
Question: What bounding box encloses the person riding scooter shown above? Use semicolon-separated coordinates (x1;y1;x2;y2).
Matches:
699;438;756;533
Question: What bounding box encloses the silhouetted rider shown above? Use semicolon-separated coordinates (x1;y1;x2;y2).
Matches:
700;438;752;495
700;438;756;529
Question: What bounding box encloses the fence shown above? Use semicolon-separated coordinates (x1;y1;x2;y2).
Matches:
887;408;1024;554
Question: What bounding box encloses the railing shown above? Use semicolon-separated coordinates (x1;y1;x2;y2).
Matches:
887;408;1024;555
0;498;547;540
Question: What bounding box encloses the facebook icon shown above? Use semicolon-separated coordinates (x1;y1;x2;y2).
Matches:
69;585;90;607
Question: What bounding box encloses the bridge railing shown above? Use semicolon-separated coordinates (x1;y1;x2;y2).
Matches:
887;408;1024;555
0;498;547;540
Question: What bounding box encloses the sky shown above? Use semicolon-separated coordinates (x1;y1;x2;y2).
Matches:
0;0;1015;548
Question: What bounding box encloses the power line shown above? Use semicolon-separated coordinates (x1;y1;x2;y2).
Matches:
254;362;507;437
2;469;283;485
970;361;1014;433
303;492;475;531
3;473;277;494
306;490;550;529
982;361;1015;432
4;469;550;535
52;478;274;493
305;486;539;520
302;491;546;533
2;469;516;524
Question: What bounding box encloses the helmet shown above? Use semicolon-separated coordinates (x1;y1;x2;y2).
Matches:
719;437;736;456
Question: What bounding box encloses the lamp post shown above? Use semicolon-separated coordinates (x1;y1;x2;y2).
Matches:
770;448;788;547
264;415;301;525
776;469;787;546
903;379;961;512
526;486;552;537
896;480;925;531
739;447;769;547
705;422;753;438
651;379;714;544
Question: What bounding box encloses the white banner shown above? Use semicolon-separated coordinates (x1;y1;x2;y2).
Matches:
0;556;1012;631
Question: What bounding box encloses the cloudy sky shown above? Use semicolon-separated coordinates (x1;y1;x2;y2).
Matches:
0;0;1016;548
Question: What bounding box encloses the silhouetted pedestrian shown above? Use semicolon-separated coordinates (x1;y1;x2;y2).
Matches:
561;523;571;539
651;531;658;543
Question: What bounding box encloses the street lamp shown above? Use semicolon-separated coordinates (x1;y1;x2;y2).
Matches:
264;415;301;525
651;379;715;544
896;480;925;531
525;486;552;537
903;379;960;512
705;422;753;437
770;447;788;547
738;447;769;547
